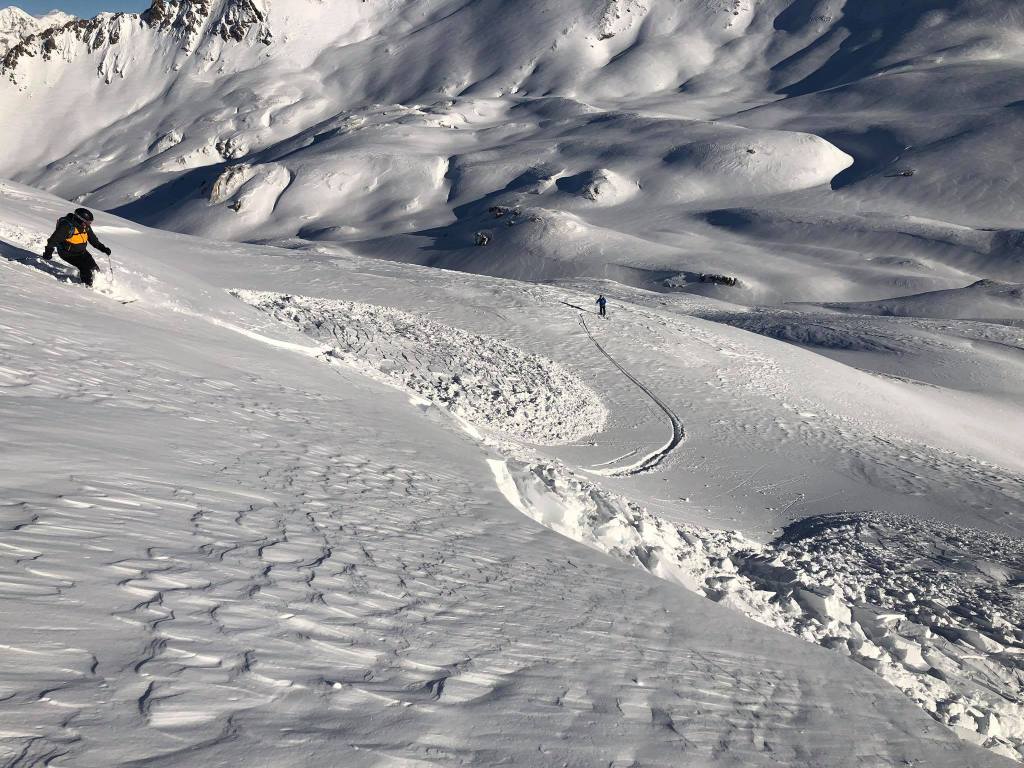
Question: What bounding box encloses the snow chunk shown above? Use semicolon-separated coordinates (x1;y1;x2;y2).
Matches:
794;586;852;625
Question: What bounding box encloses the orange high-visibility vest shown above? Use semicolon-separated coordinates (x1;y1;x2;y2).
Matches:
65;227;89;246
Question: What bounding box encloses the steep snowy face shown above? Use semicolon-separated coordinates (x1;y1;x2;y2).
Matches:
0;6;73;54
1;0;1023;300
0;7;38;53
142;0;271;47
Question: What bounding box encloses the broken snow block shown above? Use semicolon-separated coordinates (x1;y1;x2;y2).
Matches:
879;635;930;672
976;711;1003;739
794;586;852;625
474;231;490;246
956;628;1005;653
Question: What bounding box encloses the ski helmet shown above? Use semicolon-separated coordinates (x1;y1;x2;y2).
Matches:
73;208;94;223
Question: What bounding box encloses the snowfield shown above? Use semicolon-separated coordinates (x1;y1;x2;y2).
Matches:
2;179;1024;765
2;0;1024;763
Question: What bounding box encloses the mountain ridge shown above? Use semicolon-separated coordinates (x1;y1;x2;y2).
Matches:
0;5;74;55
1;0;269;76
1;0;1023;303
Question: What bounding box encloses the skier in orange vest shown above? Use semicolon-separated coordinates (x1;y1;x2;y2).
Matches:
43;208;111;287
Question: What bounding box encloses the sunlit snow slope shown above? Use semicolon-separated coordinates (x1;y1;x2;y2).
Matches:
1;0;1023;303
3;0;1024;762
3;180;1024;764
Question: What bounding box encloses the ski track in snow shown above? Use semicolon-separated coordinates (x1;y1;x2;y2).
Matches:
577;313;685;476
593;295;1024;534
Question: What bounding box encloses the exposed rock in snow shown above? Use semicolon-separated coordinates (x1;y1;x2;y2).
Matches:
208;163;256;204
597;0;648;40
2;12;134;75
1;0;269;78
557;168;635;205
0;7;36;54
215;134;249;160
143;0;271;48
0;6;73;54
150;128;184;154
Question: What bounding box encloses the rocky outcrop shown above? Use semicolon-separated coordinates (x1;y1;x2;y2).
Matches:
213;0;270;43
0;7;74;55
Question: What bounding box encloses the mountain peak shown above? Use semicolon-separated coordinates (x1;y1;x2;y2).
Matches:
0;5;74;55
1;0;269;78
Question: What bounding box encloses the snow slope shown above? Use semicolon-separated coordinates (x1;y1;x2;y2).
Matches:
3;179;1024;763
822;279;1024;322
2;1;1024;761
0;0;1022;304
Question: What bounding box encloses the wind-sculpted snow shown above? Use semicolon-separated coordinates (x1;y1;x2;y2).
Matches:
234;290;607;445
824;280;1024;322
4;182;1023;765
493;460;1024;761
691;304;1024;399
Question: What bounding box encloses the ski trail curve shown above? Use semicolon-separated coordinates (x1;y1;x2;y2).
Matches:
578;314;684;476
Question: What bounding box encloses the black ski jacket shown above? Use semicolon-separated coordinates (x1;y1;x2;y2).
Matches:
45;215;108;257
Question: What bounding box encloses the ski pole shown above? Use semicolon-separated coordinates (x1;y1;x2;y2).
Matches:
106;253;114;285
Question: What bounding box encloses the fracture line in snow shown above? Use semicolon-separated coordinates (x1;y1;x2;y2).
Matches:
210;289;1023;761
485;457;1024;761
577;314;684;476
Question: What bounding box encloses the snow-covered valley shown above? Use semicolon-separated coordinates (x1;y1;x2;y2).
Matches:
2;0;1024;764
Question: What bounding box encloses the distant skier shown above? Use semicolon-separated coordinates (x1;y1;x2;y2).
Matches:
596;294;607;317
42;208;111;287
